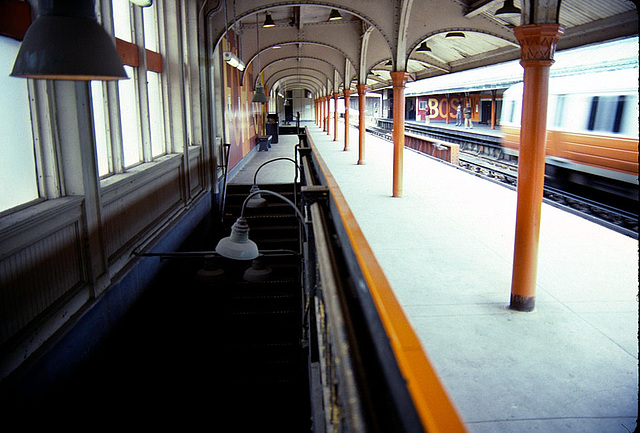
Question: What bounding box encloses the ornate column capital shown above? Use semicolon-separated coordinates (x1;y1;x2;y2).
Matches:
343;89;351;97
356;83;367;93
514;24;565;66
390;71;409;87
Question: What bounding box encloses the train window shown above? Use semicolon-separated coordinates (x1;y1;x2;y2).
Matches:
552;95;566;128
612;95;626;133
119;65;143;167
507;100;516;123
619;94;639;137
0;36;39;213
587;95;621;133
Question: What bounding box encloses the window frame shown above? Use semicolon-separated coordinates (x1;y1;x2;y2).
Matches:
91;0;167;180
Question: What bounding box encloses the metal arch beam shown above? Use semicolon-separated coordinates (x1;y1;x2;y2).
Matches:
254;56;342;90
266;66;328;85
203;1;399;94
206;1;394;56
395;0;414;71
243;41;356;80
464;0;502;18
267;68;326;92
358;24;375;84
277;77;322;93
205;2;389;78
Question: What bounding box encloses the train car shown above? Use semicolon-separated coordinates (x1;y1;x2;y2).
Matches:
500;67;639;202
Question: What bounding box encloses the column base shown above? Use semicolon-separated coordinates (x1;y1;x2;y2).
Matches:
510;294;535;312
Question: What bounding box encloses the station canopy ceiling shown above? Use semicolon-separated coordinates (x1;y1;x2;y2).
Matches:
202;0;638;97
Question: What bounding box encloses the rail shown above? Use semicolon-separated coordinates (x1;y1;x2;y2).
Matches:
303;127;468;433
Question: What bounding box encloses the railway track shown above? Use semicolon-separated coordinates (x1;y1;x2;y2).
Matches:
459;150;638;238
366;125;639;238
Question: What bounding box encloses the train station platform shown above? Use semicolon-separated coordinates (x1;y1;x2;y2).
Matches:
229;121;638;433
406;119;504;138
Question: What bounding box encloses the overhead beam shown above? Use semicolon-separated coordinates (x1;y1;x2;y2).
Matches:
465;0;502;18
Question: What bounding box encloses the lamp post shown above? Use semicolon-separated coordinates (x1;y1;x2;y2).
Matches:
246;157;301;208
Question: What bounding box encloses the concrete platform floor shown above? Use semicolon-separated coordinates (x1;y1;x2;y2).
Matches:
230;122;638;433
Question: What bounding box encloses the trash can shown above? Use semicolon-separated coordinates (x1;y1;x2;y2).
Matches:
266;114;279;143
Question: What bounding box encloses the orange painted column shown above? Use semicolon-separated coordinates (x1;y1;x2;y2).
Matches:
333;92;339;141
326;96;331;136
510;23;564;312
320;97;325;130
391;72;408;198
315;99;318;125
322;96;328;131
357;84;367;164
343;89;351;151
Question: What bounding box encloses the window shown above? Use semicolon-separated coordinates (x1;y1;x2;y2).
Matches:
113;0;133;42
0;36;38;213
587;95;622;133
90;0;166;176
144;3;166;157
507;100;517;124
147;70;165;157
552;94;566;128
90;81;111;176
119;65;142;167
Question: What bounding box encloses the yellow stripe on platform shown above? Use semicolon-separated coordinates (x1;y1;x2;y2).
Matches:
309;135;468;433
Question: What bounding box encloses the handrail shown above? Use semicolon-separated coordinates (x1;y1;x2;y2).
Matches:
307;130;469;433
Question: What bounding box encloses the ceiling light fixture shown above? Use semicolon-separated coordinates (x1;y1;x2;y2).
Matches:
263;12;276;28
253;14;269;103
223;51;245;71
328;9;342;21
252;83;269;103
128;0;153;6
10;0;127;80
416;42;432;52
445;31;466;39
495;0;521;17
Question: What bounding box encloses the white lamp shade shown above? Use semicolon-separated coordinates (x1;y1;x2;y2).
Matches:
215;217;259;260
246;184;267;208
